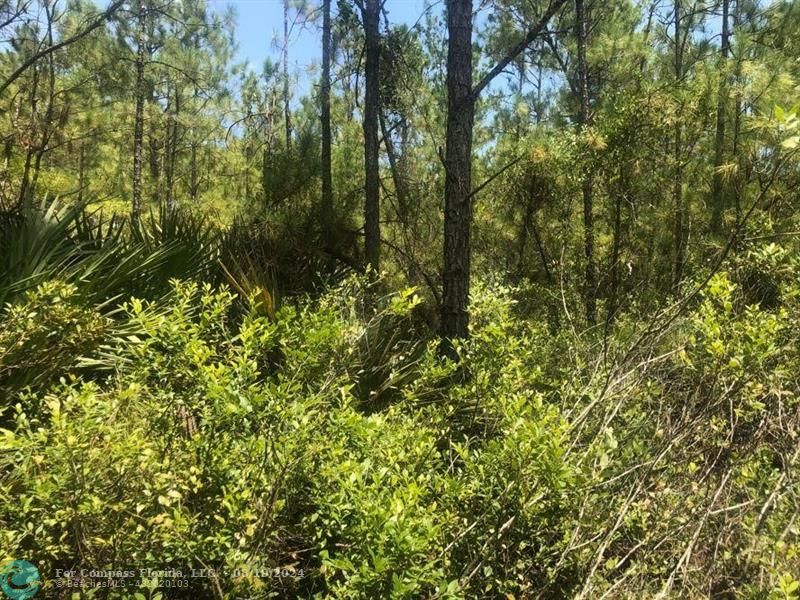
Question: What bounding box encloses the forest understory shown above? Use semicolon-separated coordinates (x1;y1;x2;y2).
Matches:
2;0;800;598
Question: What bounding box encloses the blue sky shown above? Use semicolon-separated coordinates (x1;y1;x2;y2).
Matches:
214;0;433;93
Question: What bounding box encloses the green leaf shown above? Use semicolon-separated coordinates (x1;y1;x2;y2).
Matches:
781;135;799;149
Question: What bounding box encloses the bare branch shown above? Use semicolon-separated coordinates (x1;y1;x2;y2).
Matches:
470;0;569;102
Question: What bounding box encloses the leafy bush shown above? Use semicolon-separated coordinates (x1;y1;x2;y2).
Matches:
0;278;577;598
2;252;800;598
0;281;108;394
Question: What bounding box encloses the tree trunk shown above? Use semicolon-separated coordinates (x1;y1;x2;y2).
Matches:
732;0;742;227
148;84;160;204
710;0;730;234
189;140;198;201
607;163;626;329
283;0;292;149
321;0;333;248
439;0;565;346
440;0;474;343
77;143;86;204
28;6;57;205
380;112;409;224
576;0;596;326
18;62;39;209
671;0;685;290
132;6;147;224
363;0;381;273
165;87;179;210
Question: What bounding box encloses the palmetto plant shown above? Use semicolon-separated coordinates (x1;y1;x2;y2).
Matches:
0;198;221;308
0;199;223;393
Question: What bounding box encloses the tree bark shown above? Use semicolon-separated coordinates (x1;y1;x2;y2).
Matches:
710;0;730;234
147;83;160;204
27;4;58;205
576;0;596;326
77;143;86;204
607;163;626;329
283;0;292;150
440;0;566;344
321;0;333;248
380;112;409;224
363;0;381;273
672;0;685;290
732;0;742;227
189;140;198;201
132;5;147;225
165;87;179;210
441;0;474;343
17;62;39;209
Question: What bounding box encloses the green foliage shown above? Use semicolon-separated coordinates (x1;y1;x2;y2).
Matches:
0;278;579;598
0;281;107;394
4;0;800;597
3;244;800;597
0;199;220;307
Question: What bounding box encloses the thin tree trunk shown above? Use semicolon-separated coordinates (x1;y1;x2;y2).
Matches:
607;164;626;328
148;84;160;204
28;6;56;204
189;140;198;201
380;112;409;223
576;0;596;325
671;0;685;290
18;62;40;209
77;143;86;204
132;6;147;224
283;0;292;149
165;87;179;210
363;0;381;272
1;100;17;200
440;0;474;343
710;0;730;234
732;0;742;227
515;55;524;138
321;0;333;248
516;181;552;283
534;44;543;123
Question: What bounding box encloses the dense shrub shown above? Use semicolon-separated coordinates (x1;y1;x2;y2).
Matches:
0;278;575;598
2;252;800;598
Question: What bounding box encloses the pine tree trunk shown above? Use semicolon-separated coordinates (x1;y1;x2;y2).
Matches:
576;0;596;326
165;88;179;211
283;0;292;150
607;163;625;328
132;6;147;224
710;0;730;234
672;0;685;290
148;84;160;204
732;0;742;227
363;0;381;273
190;140;198;201
440;0;474;343
321;0;333;248
77;144;86;204
380;112;409;224
17;63;39;209
28;9;57;204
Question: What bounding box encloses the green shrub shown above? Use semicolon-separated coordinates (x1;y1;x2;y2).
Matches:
3;257;800;598
0;281;108;395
